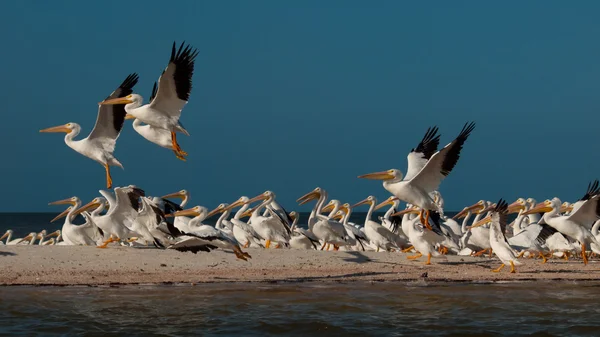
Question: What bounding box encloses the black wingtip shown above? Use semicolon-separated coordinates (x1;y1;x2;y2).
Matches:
412;126;441;159
458;121;476;141
581;180;600;201
495;199;508;213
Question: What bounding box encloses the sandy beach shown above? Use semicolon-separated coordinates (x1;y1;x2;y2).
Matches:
1;246;598;286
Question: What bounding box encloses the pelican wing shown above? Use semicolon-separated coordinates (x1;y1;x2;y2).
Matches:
409;122;475;193
149;42;199;117
567;195;600;229
88;73;139;152
168;237;218;253
405;126;440;181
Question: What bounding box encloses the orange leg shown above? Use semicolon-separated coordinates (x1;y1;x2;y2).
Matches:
320;242;327;250
509;261;516;273
492;264;505;272
275;243;281;249
97;235;114;248
407;252;423;260
171;132;188;158
104;164;112;189
488;249;493;258
423;210;433;231
265;239;271;249
425;253;432;265
401;245;414;253
243;241;250;248
538;251;547;264
333;244;339;251
582;243;588;265
473;249;488;257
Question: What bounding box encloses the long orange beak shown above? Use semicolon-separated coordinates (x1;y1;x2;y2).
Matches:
51;207;72;222
321;203;336;213
99;96;133;105
351;198;372;209
224;199;246;211
507;200;525;214
452;202;485;220
48;198;76;206
391;208;419;217
0;232;9;241
523;202;553;215
297;189;321;205
471;215;492;228
247;194;269;205
161;191;186;200
171;207;200;218
207;206;224;218
332;211;344;221
40;124;71;134
357;170;395;180
72;200;102;216
374;198;397;211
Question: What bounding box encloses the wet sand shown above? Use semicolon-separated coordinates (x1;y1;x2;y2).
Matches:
0;246;598;285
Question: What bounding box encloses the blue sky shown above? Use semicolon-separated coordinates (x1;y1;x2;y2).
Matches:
1;1;600;212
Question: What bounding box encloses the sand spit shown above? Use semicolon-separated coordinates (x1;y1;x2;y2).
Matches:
0;246;598;286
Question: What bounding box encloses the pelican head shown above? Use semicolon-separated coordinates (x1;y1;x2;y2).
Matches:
522;199;556;215
168;206;208;218
0;230;9;242
358;169;402;181
391;205;420;217
208;203;229;218
351;196;376;209
507;198;527;214
374;196;399;211
72;198;104;217
224;196;250;211
162;190;189;201
99;93;143;106
289;211;298;221
49;196;79;206
320;200;340;213
51;206;73;222
452;200;487;220
39;122;79;134
560;202;573;214
297;187;322;205
247;191;275;204
332;210;345;221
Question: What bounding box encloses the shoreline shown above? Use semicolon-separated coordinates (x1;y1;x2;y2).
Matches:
1;246;599;286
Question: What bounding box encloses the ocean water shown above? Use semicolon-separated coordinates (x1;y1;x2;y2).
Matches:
0;282;599;336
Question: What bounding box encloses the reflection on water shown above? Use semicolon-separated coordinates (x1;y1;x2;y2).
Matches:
1;282;599;336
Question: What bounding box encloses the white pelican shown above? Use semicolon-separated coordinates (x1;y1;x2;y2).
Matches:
392;207;448;264
99;42;198;159
49;197;104;245
454;200;492;256
297;188;347;250
131;197;171;247
160;190;191;231
167;206;251;260
126;82;186;160
73;186;145;247
524;181;600;265
374;197;405;237
37;230;60;245
1;230;33;245
352;196;400;252
40;74;139;188
288;211;320;250
358;122;475;228
245;191;291;248
336;203;370;251
223;197;264;248
471;200;521;273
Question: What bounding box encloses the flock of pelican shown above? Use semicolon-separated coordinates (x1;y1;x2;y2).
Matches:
17;41;599;274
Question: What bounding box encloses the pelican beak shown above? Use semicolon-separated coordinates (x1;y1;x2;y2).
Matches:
507;201;525;214
357;170;395;180
125;114;136;120
560;204;573;213
333;212;344;221
391;208;419;217
471;215;492;228
161;191;186;200
452;202;485;219
48;198;76;206
207;207;224;218
46;230;61;238
72;200;102;216
99;96;133;105
240;207;255;218
39;124;71;134
51;207;72;222
297;190;321;205
351;198;372;209
171;208;200;218
374;198;397;211
224;199;246;211
22;234;33;242
0;232;8;241
522;202;553;215
247;193;270;204
320;203;335;213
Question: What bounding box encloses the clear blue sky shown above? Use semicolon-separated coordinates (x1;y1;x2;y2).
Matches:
1;1;600;212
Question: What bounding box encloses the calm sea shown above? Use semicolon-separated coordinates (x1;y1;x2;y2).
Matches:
0;282;598;336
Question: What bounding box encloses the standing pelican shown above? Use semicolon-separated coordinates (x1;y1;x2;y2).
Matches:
99;42;198;159
245;191;291;248
471;200;521;273
358;122;475;228
40;74;139;188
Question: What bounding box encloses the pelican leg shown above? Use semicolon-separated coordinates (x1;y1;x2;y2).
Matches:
173;150;187;161
488;249;493;258
126;237;139;243
320;242;327;250
438;245;448;255
425;253;432;265
509;260;516;273
326;243;331;251
516;251;525;259
473;249;488;257
423;210;433;231
401;245;414;253
419;210;426;227
97;235;114;248
243;241;250;249
171;132;187;158
538;251;547;264
377;247;380;252
104;164;112;189
563;251;569;261
407;252;423;260
492;264;505;272
333;244;339;251
581;243;588;265
265;239;271;249
275;243;282;249
232;246;249;261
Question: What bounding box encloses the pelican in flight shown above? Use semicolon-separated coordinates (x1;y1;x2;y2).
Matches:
100;42;198;160
471;200;521;273
40;74;139;188
358;122;475;229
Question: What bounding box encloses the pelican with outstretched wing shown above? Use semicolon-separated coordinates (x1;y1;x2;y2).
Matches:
40;74;139;188
100;41;198;159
